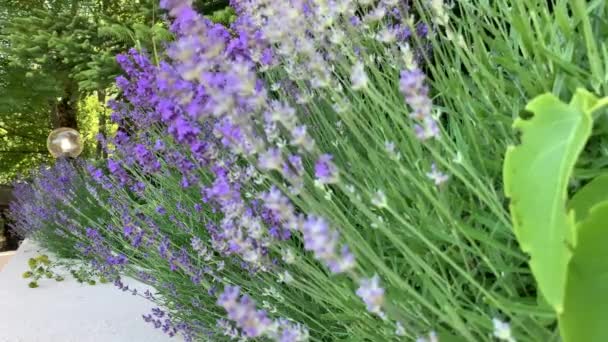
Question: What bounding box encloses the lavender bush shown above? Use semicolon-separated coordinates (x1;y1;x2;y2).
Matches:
8;0;555;341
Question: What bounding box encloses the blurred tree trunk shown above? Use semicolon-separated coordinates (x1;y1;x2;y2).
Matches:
51;81;79;129
71;0;79;16
194;0;229;13
96;89;107;159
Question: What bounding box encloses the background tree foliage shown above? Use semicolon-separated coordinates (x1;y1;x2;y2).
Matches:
0;0;165;183
0;0;231;184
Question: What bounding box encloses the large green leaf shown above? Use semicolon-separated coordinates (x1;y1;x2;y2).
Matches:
568;173;608;222
559;201;608;341
503;92;593;312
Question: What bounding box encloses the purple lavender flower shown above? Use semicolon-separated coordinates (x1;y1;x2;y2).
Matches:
302;216;338;260
142;307;200;341
414;117;440;141
133;144;161;172
261;186;295;224
107;159;130;185
327;246;356;274
282;154;305;192
169;117;201;143
106;253;128;266
417;23;429;38
291;125;315;152
396;24;412;41
314;154;339;184
301;216;355;274
399;69;431;120
274;318;310;342
399;69;440;141
87;165;104;183
218;286;272;337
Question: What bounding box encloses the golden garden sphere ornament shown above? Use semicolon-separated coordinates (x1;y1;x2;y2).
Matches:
47;128;84;158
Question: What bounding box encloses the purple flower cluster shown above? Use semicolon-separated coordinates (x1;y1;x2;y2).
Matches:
8;159;82;239
8;0;446;339
101;12;296;277
8;160;80;238
399;70;450;185
314;154;339;185
302;216;354;274
66;1;321;338
7;160;140;283
8;181;46;238
106;0;434;336
142;307;200;342
399;69;439;141
218;285;273;337
106;0;361;281
218;286;309;341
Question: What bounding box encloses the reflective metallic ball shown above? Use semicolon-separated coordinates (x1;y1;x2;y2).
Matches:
47;128;84;158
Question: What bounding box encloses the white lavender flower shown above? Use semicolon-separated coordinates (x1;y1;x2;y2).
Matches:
277;271;294;284
217;319;240;339
358;0;375;6
258;148;283;171
493;318;516;342
371;190;388;208
356;274;385;317
426;163;449;186
429;0;449;26
376;27;398;43
395;321;406;336
327;246;355;273
329;28;346;45
385;141;402;161
365;6;386;22
281;248;296;264
350;62;369;91
416;331;439;342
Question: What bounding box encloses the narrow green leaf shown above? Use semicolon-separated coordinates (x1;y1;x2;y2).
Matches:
504;92;593;312
559;201;608;342
572;0;604;89
554;0;573;38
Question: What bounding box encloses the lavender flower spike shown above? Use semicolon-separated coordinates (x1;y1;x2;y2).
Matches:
350;62;369;91
426;163;449;186
399;68;441;141
218;286;272;338
493;318;516;342
301;216;355;274
314;154;339;184
356;275;386;317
